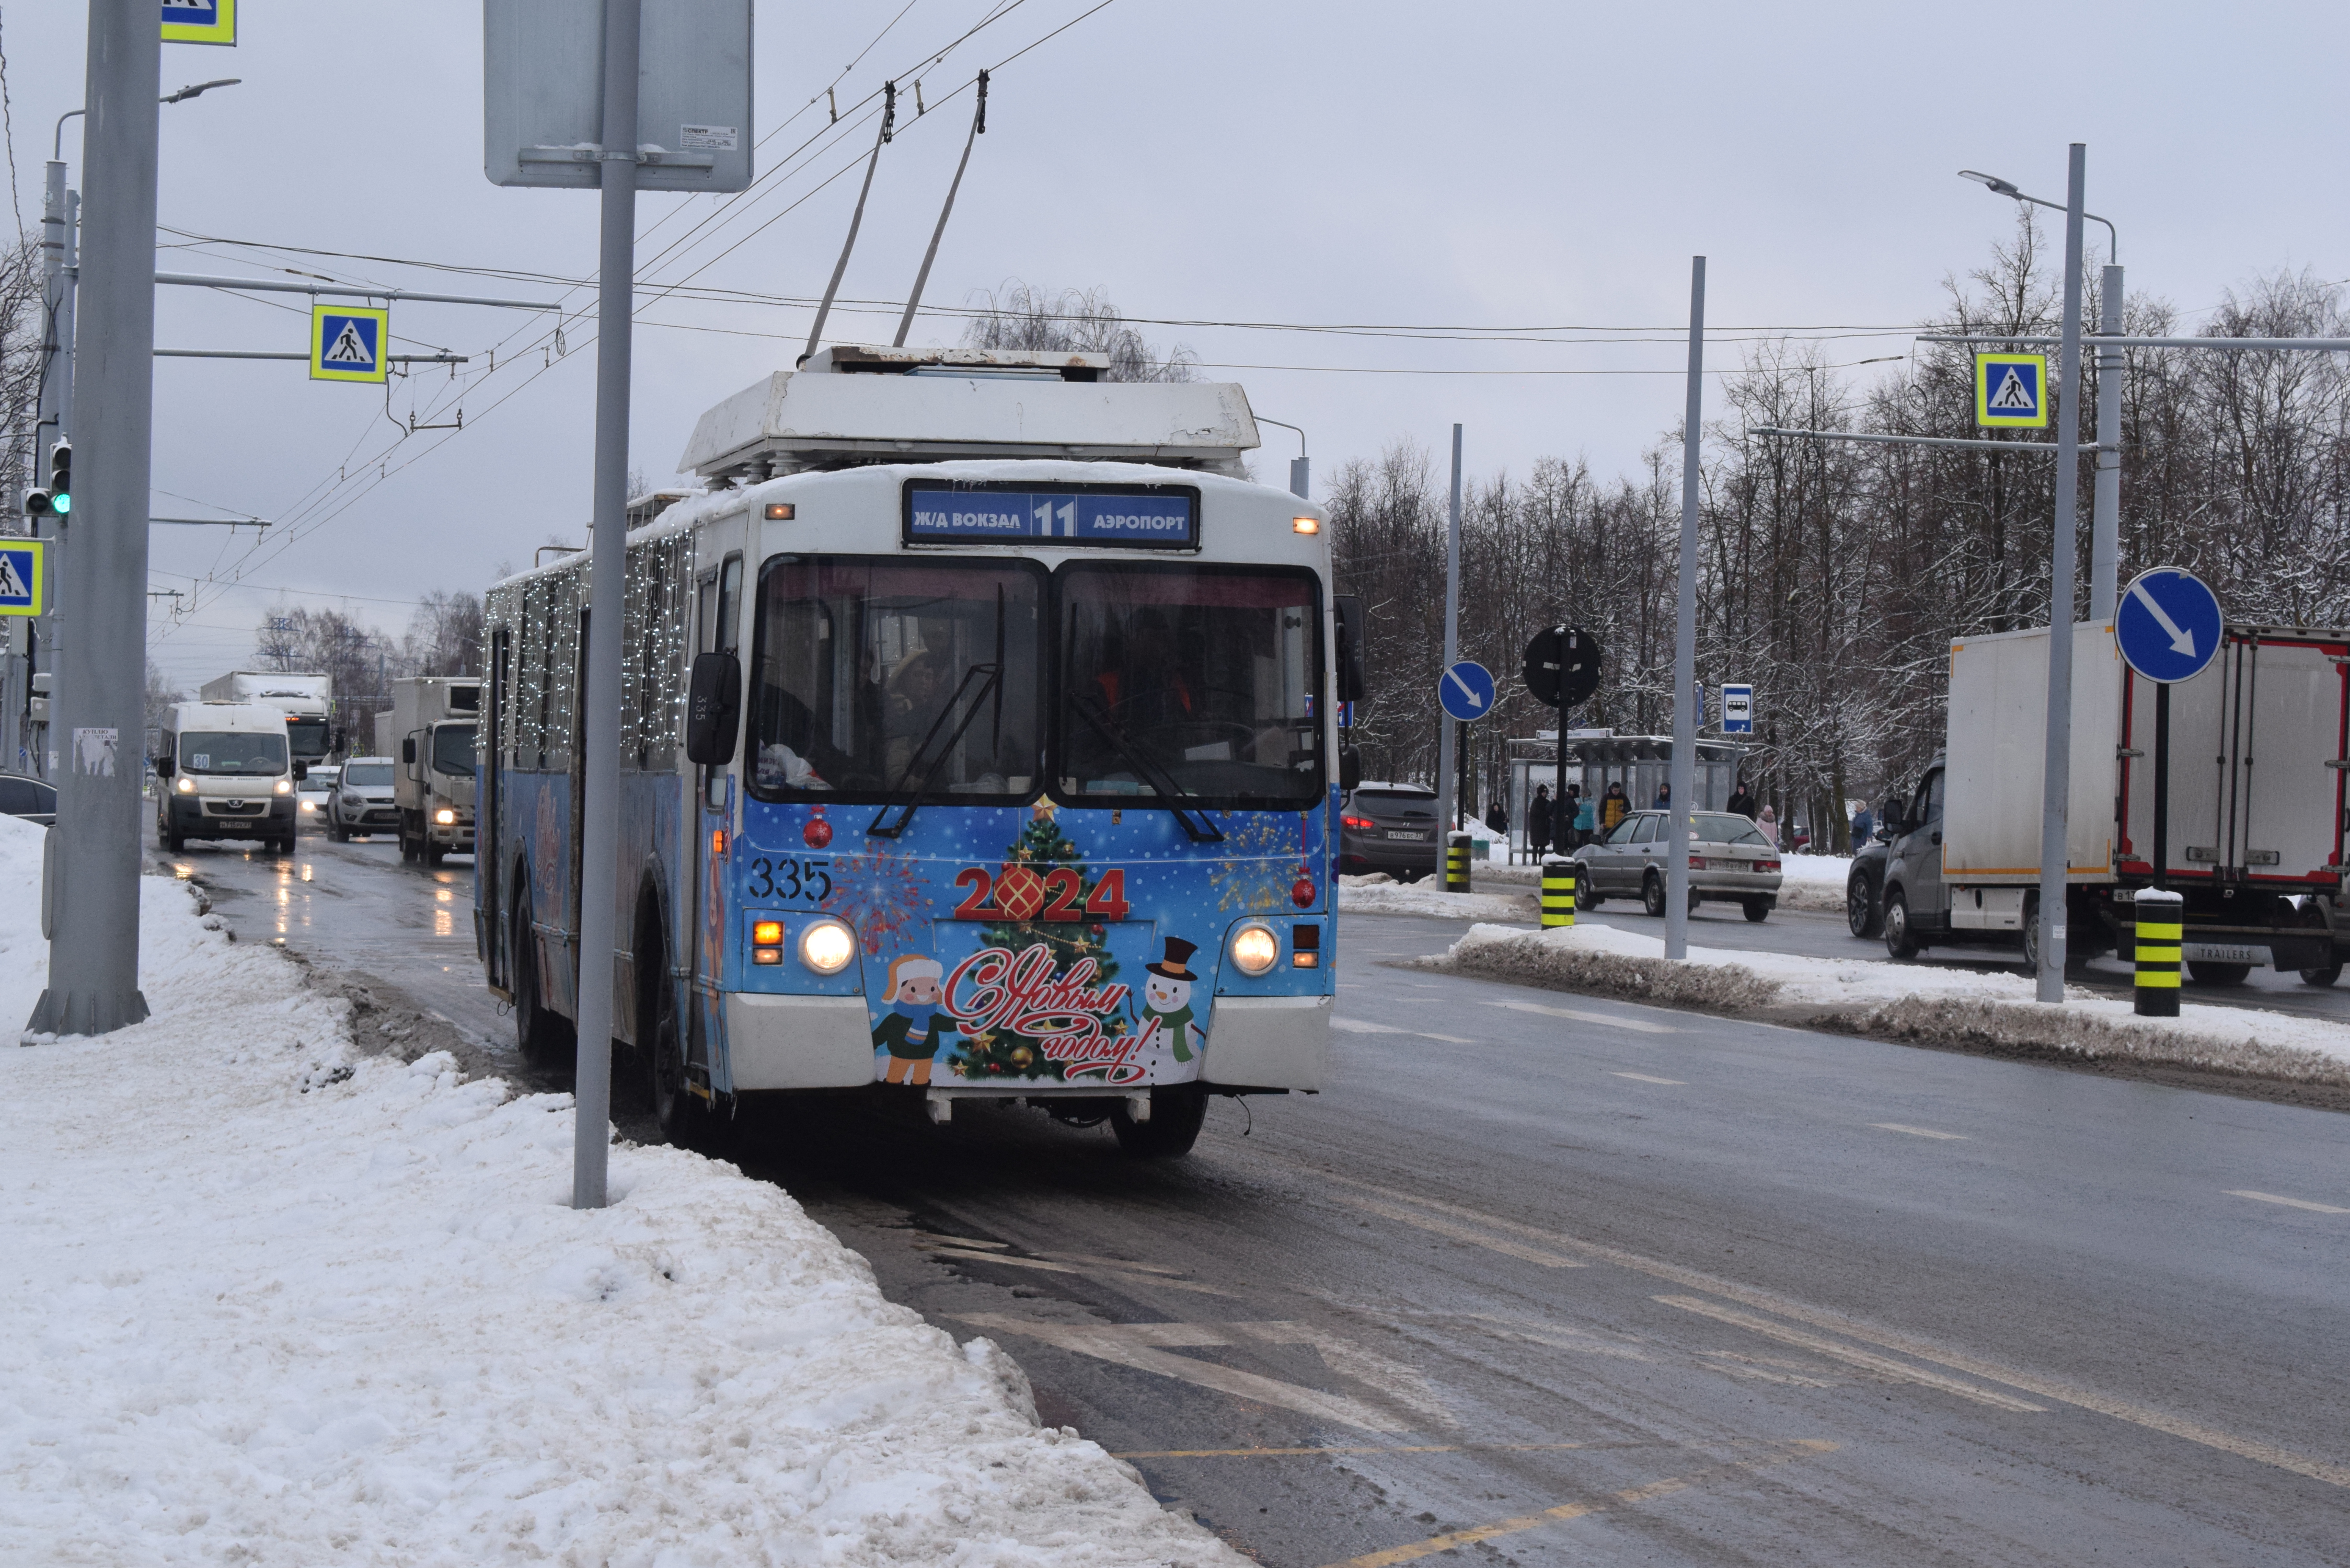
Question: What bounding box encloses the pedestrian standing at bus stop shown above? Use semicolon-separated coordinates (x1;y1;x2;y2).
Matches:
1526;785;1552;859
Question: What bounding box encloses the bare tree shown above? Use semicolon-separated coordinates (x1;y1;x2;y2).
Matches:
961;282;1197;383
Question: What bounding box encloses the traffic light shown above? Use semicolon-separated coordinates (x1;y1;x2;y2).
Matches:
47;443;69;517
21;489;51;518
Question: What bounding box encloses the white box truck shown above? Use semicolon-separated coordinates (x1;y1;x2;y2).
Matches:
198;672;333;766
1869;621;2344;983
375;676;481;864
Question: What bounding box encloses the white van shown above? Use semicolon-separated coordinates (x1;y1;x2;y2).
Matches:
154;701;302;854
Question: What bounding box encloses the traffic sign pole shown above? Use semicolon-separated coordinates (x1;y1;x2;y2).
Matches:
2034;143;2089;1006
28;0;160;1040
572;0;641;1211
2116;567;2225;899
2153;681;2169;891
2090;264;2124;621
1437;424;1462;835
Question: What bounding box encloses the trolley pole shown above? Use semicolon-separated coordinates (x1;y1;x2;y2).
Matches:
1664;257;1706;961
2034;144;2088;1005
28;0;159;1039
1435;424;1463;833
573;0;641;1209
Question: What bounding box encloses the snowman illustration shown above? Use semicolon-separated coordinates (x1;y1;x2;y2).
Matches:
871;954;954;1085
1134;936;1206;1083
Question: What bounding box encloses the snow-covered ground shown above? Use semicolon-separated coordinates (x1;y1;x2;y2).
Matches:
1435;919;2350;1081
1771;852;1852;914
1338;873;1536;923
0;818;1239;1566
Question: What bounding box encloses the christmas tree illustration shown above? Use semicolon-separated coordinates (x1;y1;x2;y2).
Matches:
953;801;1126;1082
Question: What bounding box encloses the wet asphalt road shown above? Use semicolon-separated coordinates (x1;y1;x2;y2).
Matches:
178;831;2350;1566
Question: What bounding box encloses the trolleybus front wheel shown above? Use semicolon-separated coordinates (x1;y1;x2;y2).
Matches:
1111;1085;1206;1159
642;932;724;1153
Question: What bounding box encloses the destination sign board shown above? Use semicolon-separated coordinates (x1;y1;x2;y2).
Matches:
903;483;1200;549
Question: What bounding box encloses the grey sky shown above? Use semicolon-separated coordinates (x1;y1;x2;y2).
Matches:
8;1;2347;689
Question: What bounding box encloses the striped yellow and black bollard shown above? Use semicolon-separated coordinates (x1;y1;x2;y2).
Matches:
1541;855;1576;929
2134;888;2182;1016
1445;832;1471;893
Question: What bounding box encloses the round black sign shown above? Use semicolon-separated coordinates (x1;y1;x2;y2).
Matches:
1522;626;1603;709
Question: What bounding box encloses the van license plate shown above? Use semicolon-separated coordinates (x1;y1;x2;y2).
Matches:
2183;942;2268;965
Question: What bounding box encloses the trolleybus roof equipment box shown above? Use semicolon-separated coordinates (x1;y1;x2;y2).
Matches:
677;345;1262;483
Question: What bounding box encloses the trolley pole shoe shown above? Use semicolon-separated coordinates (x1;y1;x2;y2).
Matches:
1446;832;1471;893
1541;856;1576;930
2134;889;2182;1017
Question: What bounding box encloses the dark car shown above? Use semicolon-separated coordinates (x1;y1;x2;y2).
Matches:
1339;782;1441;882
0;771;56;826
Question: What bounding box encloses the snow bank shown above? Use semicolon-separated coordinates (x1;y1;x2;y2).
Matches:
1771;852;1852;914
0;818;1239;1566
1338;880;1536;923
1430;919;2350;1086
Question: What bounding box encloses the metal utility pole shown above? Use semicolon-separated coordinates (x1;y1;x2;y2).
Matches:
2035;145;2089;1005
28;0;160;1038
2089;262;2124;622
1436;424;1463;832
1664;257;1706;961
573;0;640;1209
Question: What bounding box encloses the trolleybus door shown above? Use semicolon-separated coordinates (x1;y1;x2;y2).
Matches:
686;547;745;1080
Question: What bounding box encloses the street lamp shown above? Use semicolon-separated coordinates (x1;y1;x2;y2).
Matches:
56;78;241;156
1959;168;2117;262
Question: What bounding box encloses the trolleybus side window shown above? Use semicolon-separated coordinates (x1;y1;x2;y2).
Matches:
746;555;1045;803
1057;561;1322;808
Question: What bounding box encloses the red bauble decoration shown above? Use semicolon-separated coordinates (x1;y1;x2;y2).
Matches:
804;816;833;849
1292;876;1317;908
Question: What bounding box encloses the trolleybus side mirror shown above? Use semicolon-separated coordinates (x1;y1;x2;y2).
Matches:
686;651;743;766
1333;594;1367;703
1340;745;1363;792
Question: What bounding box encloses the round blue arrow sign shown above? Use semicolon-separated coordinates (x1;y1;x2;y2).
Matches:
2115;566;2222;685
1439;660;1497;722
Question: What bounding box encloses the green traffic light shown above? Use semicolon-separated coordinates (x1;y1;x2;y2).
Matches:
52;492;70;516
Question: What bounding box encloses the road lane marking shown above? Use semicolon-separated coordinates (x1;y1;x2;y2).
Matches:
1227;1321;1459;1429
1306;1168;2350;1489
1484;998;1677;1034
920;1244;1240;1296
1871;1123;1966;1140
1116;1439;1674;1459
2226;1189;2350;1215
1655;1296;2045;1412
1610;1071;1686;1085
954;1315;1410;1432
1319;1440;1839;1568
1339;1195;1586;1267
1333;1016;1475;1045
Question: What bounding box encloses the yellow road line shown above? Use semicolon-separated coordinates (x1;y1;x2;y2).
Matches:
1307;1167;2350;1489
1319;1440;1838;1568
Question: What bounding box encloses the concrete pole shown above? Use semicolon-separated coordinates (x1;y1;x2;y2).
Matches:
28;0;158;1039
1436;423;1462;832
1665;257;1706;961
2089;263;2124;622
2035;145;2089;1005
573;0;640;1209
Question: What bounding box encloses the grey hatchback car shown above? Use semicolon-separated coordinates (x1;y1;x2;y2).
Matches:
1572;809;1783;920
1339;783;1442;882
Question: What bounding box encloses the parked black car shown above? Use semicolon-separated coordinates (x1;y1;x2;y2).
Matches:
0;771;56;826
1339;782;1441;882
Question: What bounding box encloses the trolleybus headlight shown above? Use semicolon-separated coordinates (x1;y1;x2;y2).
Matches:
799;918;855;975
750;920;786;966
1230;923;1279;976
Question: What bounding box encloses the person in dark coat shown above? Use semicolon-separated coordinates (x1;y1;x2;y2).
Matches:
1526;785;1552;858
1726;778;1758;820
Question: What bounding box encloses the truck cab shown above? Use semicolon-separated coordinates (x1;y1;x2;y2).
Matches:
376;677;480;866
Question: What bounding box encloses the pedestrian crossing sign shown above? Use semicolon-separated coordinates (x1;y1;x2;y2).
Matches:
310;305;389;384
160;0;236;47
0;540;45;617
1975;352;2049;429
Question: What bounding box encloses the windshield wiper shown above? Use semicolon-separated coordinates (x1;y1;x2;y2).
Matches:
1069;693;1225;844
867;662;1004;839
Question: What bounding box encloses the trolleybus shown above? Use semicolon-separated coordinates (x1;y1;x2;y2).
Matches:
477;345;1363;1156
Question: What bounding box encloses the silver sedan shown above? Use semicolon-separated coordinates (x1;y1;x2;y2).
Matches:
1572;810;1784;921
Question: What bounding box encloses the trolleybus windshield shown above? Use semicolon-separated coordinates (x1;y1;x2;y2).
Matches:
748;556;1045;802
1059;562;1322;808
